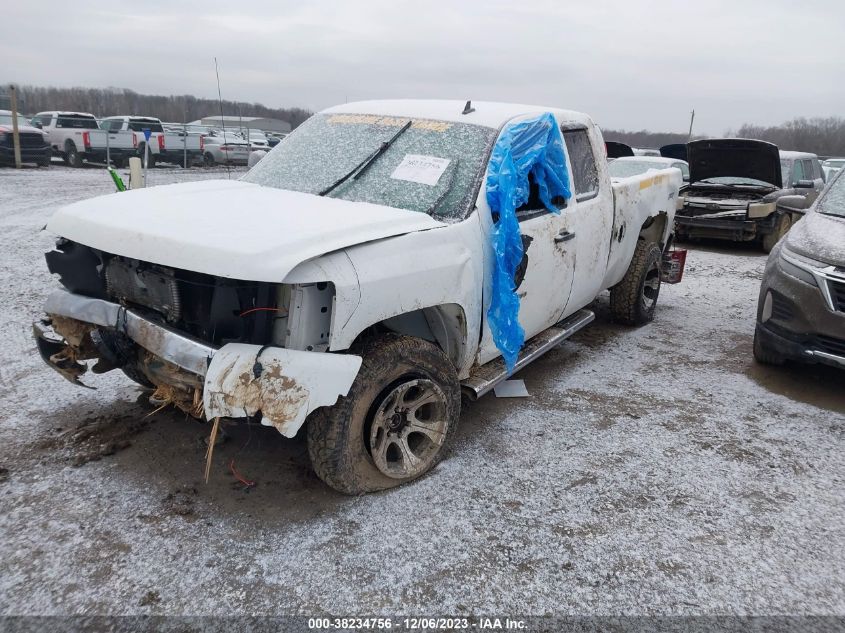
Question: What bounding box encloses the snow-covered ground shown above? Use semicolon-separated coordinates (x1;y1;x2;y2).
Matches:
0;165;842;616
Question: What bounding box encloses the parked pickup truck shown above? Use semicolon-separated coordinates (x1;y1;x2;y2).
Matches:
101;116;204;167
675;139;822;252
31;111;136;168
34;100;682;494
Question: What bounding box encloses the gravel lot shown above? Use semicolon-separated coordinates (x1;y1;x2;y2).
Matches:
0;165;843;616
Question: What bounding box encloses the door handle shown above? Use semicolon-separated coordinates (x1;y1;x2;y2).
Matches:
555;230;575;243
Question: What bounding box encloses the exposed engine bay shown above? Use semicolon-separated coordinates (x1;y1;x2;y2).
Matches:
39;238;338;423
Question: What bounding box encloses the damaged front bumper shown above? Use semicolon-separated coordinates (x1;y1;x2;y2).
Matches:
34;289;362;437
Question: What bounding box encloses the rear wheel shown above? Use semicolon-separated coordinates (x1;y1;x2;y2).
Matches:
762;213;792;253
307;334;460;495
204;152;216;167
65;141;82;168
610;240;663;325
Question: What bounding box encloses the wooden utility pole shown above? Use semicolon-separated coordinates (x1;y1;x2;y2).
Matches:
687;109;696;142
9;85;22;168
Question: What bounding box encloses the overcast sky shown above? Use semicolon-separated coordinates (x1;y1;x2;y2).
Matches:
4;0;844;134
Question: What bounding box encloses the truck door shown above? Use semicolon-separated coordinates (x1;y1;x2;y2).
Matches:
557;125;614;314
506;180;576;340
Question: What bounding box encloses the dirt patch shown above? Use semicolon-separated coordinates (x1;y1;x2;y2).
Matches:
35;411;153;467
163;487;199;519
139;590;161;606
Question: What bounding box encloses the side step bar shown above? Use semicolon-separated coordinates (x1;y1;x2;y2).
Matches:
461;308;595;400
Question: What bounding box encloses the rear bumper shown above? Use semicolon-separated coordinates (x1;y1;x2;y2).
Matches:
158;149;203;162
82;148;136;162
34;289;362;436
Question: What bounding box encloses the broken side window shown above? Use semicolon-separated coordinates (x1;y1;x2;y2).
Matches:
562;128;599;201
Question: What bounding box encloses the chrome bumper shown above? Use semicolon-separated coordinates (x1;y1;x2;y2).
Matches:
35;289;363;437
804;349;845;369
39;289;215;377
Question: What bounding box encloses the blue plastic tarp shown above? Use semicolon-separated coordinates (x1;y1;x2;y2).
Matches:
485;112;572;372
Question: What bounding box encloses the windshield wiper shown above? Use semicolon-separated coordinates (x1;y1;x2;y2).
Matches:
318;119;412;197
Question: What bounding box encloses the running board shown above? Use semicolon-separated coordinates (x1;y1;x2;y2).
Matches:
461;309;595;400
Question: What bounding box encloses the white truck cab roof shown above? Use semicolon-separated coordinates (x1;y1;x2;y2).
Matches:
779;150;818;160
321;99;594;130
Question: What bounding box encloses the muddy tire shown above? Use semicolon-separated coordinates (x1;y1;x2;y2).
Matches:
307;334;461;495
204;152;216;167
610;240;663;325
122;365;155;389
762;213;792;254
65;141;82;168
753;328;784;366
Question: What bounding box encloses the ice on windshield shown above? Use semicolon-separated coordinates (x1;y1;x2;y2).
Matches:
242;113;497;219
0;113;30;127
817;172;845;218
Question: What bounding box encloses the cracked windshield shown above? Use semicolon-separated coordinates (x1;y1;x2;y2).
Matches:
243;113;497;219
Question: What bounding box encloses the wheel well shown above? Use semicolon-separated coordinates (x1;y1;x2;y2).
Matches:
353;304;468;372
639;212;669;248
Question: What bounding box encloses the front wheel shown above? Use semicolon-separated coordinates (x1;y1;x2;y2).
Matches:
204;152;216;167
307;334;461;495
762;213;792;253
610;240;663;325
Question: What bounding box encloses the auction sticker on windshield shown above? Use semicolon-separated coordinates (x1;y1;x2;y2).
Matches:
391;154;451;186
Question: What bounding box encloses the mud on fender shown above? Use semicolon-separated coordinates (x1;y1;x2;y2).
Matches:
202;344;362;437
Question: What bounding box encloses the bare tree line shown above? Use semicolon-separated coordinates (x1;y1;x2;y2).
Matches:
601;129;693;150
5;85;843;157
2;85;313;128
733;117;845;158
604;117;845;157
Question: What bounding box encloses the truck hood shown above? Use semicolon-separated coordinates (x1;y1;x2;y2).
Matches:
46;180;445;281
0;124;45;136
785;209;845;268
687;139;781;187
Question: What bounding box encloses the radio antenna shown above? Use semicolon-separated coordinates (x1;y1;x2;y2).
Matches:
214;57;231;178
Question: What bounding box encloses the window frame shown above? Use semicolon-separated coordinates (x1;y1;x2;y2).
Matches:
791;159;805;184
560;125;600;203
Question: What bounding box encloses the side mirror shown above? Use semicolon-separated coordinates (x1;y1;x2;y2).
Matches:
776;194;809;212
795;179;815;189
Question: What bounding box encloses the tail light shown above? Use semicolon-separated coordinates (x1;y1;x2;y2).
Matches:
661;249;688;284
200;136;204;151
82;131;91;149
132;132;138;147
157;135;165;150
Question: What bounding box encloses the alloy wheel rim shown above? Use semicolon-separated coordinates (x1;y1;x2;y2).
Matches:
642;260;661;311
368;378;449;480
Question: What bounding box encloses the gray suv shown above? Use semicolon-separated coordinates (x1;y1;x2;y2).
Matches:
753;169;845;369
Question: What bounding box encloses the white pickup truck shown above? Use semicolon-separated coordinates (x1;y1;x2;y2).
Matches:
101;116;204;167
34;100;682;494
32;111;136;167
